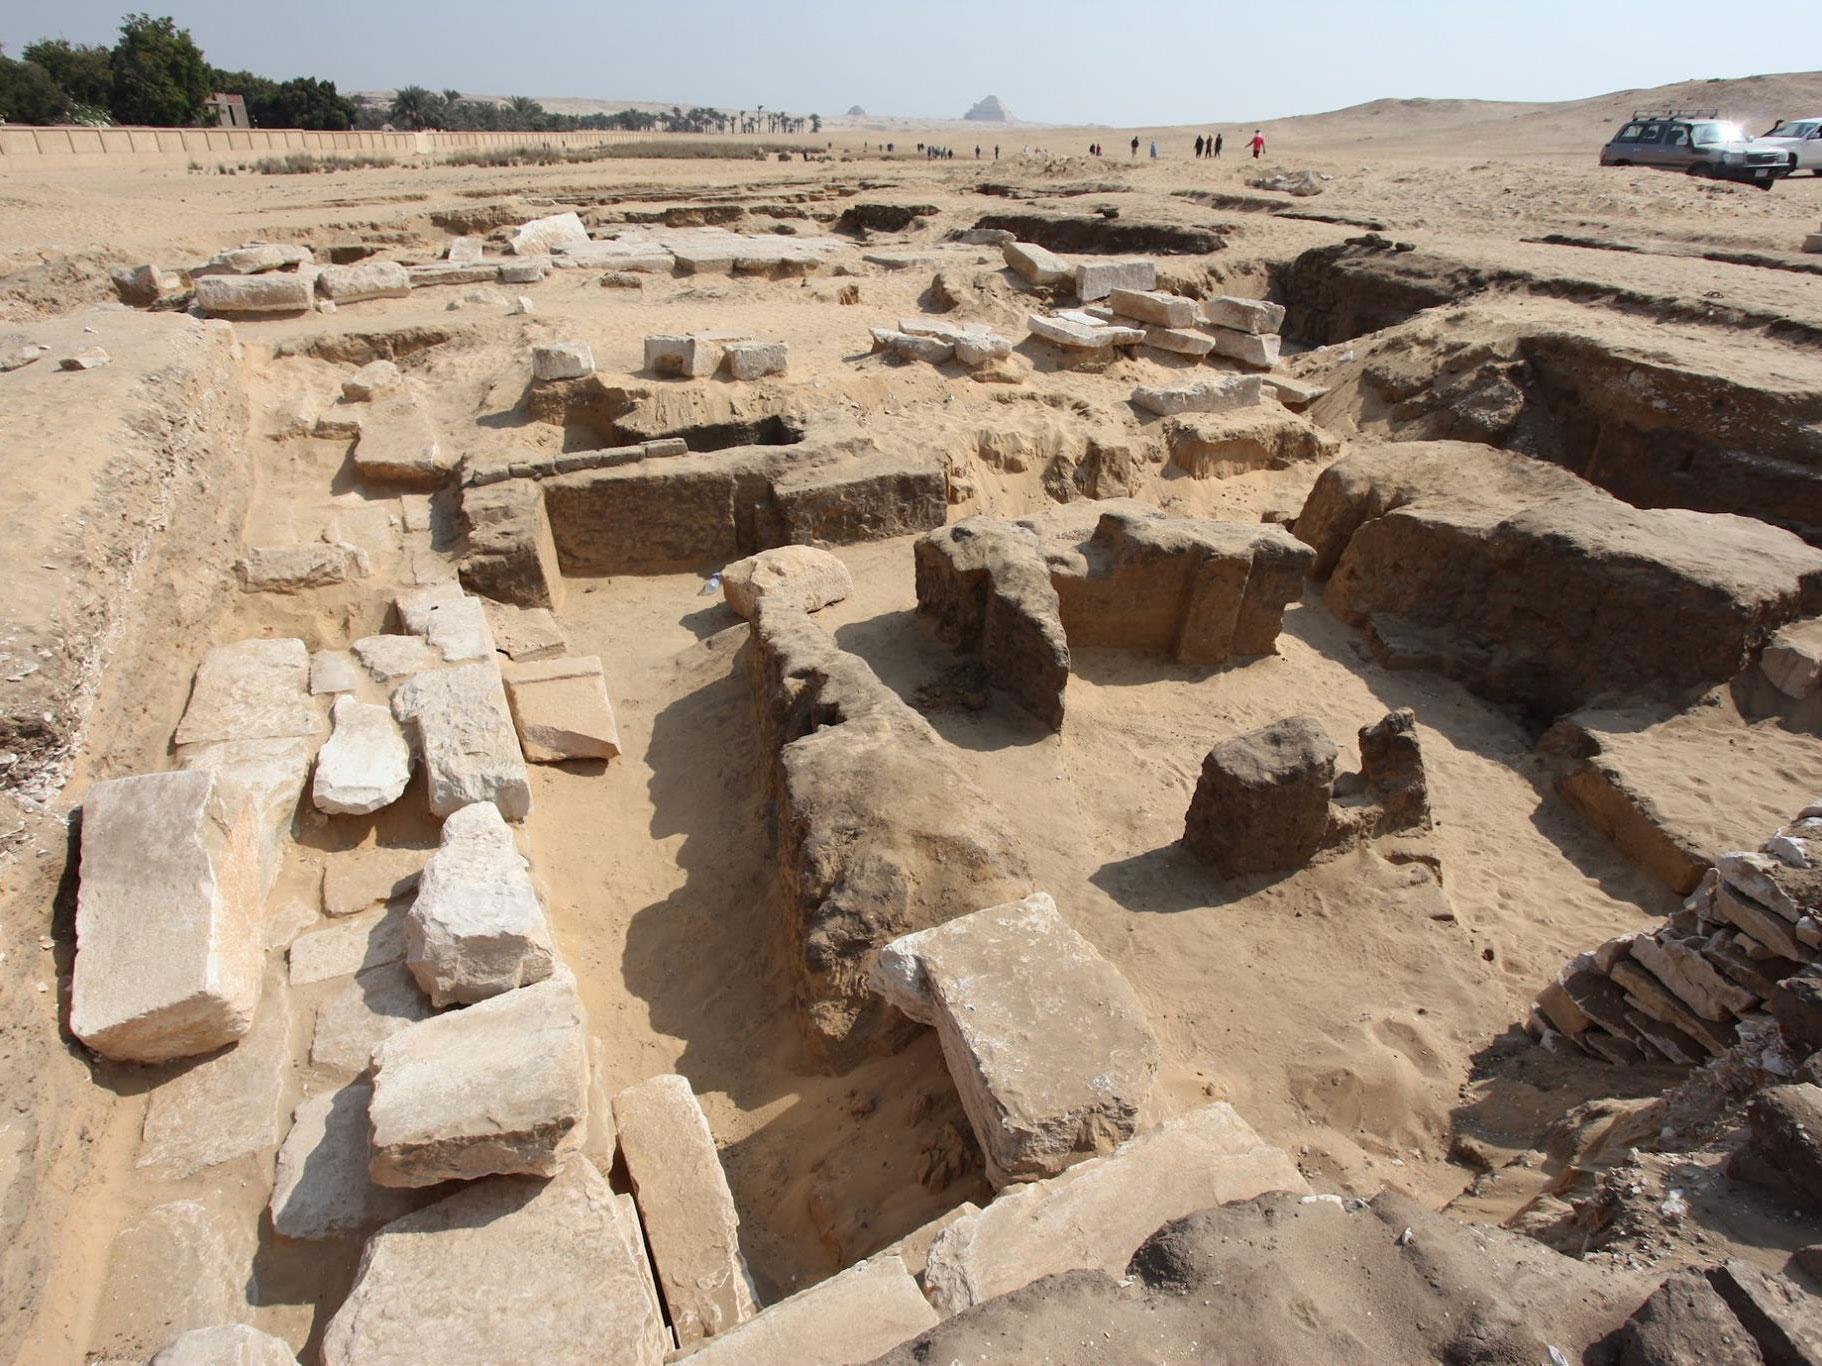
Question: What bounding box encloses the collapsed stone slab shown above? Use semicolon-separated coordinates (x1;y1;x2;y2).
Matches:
613;1073;758;1345
1204;295;1287;334
1164;406;1340;478
921;1102;1307;1314
502;655;621;763
407;800;555;1005
725;340;788;380
152;1325;296;1366
321;1156;667;1366
509;210;590;256
752;604;1032;1064
194;273;313;316
368;973;589;1186
174;638;322;747
271;1081;424;1240
310;961;435;1072
683;1255;938;1365
1304;443;1822;715
721;545;853;620
237;542;367;592
391;660;532;820
532;341;595;381
1003;239;1072;284
196;242;312;275
872;892;1160;1186
396;582;495;663
313;695;412;816
72;769;263;1063
351;393;453;489
1028;312;1143;350
317;262;410;304
1075;259;1156;301
175;735;315;902
94;1195;256;1361
1106;287;1196;327
1131;373;1263;417
341;360;401;402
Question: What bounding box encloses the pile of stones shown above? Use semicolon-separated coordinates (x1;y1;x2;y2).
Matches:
1527;802;1822;1066
869;317;1014;369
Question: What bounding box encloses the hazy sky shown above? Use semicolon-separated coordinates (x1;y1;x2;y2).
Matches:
6;0;1819;124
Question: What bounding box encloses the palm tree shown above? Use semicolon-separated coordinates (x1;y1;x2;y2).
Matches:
443;89;463;107
390;85;438;131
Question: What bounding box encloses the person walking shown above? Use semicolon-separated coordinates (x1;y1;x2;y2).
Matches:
1149;139;1158;159
1130;135;1140;158
1249;128;1264;159
1195;134;1205;158
1214;132;1224;158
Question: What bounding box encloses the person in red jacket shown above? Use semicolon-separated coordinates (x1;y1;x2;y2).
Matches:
1250;129;1265;158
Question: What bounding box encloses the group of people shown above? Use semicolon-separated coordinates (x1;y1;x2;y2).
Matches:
1095;130;1260;160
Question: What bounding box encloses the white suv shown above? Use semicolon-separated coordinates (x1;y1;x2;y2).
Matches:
1758;118;1822;175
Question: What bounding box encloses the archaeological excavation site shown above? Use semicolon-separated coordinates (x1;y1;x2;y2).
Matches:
5;102;1822;1364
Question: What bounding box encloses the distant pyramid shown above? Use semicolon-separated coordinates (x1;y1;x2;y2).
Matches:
963;96;1013;123
846;104;867;117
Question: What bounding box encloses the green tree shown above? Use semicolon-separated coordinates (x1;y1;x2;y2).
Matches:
22;39;112;111
249;77;354;130
811;112;821;134
388;84;444;130
109;14;209;125
0;51;74;124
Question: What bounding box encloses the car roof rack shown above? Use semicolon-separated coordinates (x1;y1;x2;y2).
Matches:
1631;108;1719;120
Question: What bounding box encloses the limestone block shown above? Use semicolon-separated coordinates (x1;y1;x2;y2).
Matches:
1209;327;1283;368
722;545;854;620
368;974;590;1186
152;1325;297;1365
1132;374;1264;417
310;961;436;1072
174;735;315;901
310;650;359;695
460;477;566;611
195;273;313;316
318;261;410;303
391;660;532;820
1262;374;1329;408
113;262;184;305
396;583;496;662
136;972;289;1177
1106;287;1197;327
407;801;555;1005
613;1073;758;1345
271;1082;424;1240
320;1157;667;1366
874;329;954;363
61;346;110;370
1002;240;1071;285
198;242;312;275
1203;295;1287;335
406;261;501;288
645;333;738;378
1183;715;1337;877
175;638;320;747
509;210;590;256
1028;313;1143;349
351;634;440;682
1141;325;1217;356
872;893;1160;1186
532;341;595;381
922;1103;1307;1314
725;340;789;380
499;261;546;284
879;1203;980;1281
1764;618;1822;699
313;696;412;816
954;332;1014;366
1631;934;1756;1022
95;1196;255;1361
289;905;407;985
341;359;402;402
1075;259;1156;301
445;237;482;263
323;845;429;916
352;394;452;489
483;602;569;660
502;655;621;763
684;1255;938;1365
71;770;264;1063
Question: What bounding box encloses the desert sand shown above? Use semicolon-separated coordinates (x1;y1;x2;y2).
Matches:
1;69;1821;1362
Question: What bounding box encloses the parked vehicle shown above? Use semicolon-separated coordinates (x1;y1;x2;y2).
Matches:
1599;110;1794;189
1757;117;1822;175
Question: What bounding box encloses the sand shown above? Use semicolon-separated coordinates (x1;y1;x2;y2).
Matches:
1;71;1819;1359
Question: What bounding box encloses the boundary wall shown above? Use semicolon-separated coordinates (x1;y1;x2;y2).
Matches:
0;125;773;170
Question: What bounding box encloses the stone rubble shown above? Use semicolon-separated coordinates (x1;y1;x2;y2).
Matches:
71;769;264;1063
312;695;413;815
612;1072;758;1345
871;892;1161;1186
406;800;556;1005
501;655;622;762
368;972;590;1186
